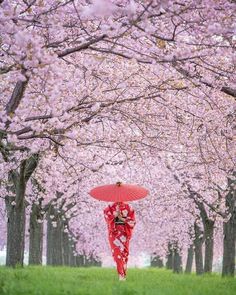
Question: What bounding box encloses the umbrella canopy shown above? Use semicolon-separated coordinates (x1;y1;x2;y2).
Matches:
89;181;149;202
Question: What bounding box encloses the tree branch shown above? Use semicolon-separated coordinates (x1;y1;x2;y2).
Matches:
24;153;39;182
57;34;107;58
5;79;29;115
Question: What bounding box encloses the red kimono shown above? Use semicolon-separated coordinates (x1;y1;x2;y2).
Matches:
104;202;136;278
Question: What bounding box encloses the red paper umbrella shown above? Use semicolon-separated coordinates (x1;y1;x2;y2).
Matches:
89;182;149;202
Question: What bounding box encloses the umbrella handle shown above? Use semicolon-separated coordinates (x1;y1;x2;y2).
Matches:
117;202;121;214
116;182;122;208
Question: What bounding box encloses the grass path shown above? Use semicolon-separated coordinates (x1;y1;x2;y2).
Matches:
0;266;235;295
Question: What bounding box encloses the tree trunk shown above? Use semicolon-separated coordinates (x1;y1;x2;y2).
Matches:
196;200;215;273
47;209;63;266
151;255;163;267
62;231;70;266
166;243;173;269
84;255;90;267
185;244;194;273
68;239;76;267
204;219;214;273
5;155;38;267
28;203;43;265
93;258;101;267
46;212;53;265
46;199;77;267
51;221;63;265
87;254;101;267
222;219;235;276
5;196;26;267
222;176;236;277
76;255;85;267
194;222;204;275
173;243;182;273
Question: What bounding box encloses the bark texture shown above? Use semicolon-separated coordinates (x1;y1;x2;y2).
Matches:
222;175;236;277
29;202;43;265
166;243;173;269
151;254;164;268
185;244;194;273
173;243;182;273
194;222;204;275
5;155;38;267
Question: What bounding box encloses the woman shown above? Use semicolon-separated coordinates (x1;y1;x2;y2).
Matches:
104;201;136;281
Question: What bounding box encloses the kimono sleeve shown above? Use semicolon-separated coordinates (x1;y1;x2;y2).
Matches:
104;205;116;231
125;206;136;229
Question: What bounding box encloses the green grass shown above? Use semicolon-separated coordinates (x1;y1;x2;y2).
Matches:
0;266;235;295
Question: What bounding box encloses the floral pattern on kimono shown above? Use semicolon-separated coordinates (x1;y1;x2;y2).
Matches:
104;202;136;277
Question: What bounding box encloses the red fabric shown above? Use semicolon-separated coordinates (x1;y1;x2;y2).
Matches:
104;202;136;277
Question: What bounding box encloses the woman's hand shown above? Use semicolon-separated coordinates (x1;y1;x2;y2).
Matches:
113;211;126;222
113;211;119;217
118;212;126;222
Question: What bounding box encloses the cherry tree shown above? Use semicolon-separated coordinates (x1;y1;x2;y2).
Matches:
0;0;235;275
